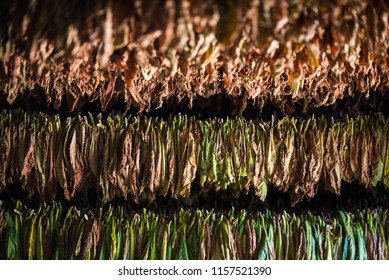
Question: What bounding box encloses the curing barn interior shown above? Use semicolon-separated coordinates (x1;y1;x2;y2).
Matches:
0;0;389;260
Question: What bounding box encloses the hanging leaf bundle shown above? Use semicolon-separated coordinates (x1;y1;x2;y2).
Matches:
1;202;388;260
1;0;388;114
0;110;388;205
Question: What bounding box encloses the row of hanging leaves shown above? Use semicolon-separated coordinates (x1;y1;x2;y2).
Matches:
0;202;388;260
1;0;388;114
0;110;388;205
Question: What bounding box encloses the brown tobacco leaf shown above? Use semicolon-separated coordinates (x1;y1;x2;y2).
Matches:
0;120;11;191
35;128;48;198
106;121;121;201
92;215;103;260
100;126;111;202
200;222;212;260
252;123;267;197
146;122;157;201
323;125;341;195
360;124;372;186
339;121;354;183
246;219;256;259
273;119;297;193
165;126;177;197
80;214;94;260
61;121;78;201
132;124;142;201
290;123;309;205
8;124;20;185
68;126;85;199
81;214;102;260
180;121;200;197
117;131;132;200
47;128;57;200
281;130;297;192
40;215;52;259
87;127;100;191
175;119;189;198
303;123;325;200
55;124;69;200
21;130;37;198
139;121;153;200
0;209;5;247
271;122;284;189
349;121;362;182
100;78;116;112
296;227;307;260
151;126;162;199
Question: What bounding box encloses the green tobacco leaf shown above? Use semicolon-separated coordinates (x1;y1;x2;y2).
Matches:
148;219;158;260
355;223;367;260
116;221;124;260
275;220;283;260
177;212;189;260
26;213;37;260
339;211;356;260
160;221;170;260
324;227;332;260
36;215;44;260
128;221;135;260
5;212;20;260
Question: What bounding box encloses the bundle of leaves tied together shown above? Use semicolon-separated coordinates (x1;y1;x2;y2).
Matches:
1;202;388;260
0;110;388;206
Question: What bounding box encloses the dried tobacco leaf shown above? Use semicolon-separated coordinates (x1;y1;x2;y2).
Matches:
323;122;341;195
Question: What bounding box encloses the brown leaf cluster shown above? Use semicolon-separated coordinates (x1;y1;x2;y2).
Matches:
1;0;388;113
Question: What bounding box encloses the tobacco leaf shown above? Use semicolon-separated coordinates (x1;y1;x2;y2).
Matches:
117;129;132;199
106;118;120;200
290;122;309;205
383;120;389;189
370;117;385;187
350;119;362;182
5;212;20;259
339;119;354;183
180;120;200;197
47;122;58;200
0;116;11;192
55;121;69;200
323;123;341;195
20;127;37;198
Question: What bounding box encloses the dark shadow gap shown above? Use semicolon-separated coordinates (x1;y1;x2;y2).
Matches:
1;89;388;121
1;181;388;216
